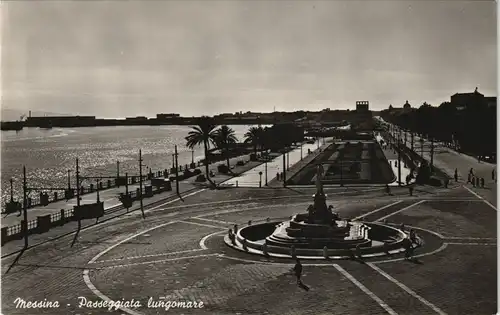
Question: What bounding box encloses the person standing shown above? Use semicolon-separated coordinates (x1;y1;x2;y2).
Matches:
454;168;458;182
293;258;303;284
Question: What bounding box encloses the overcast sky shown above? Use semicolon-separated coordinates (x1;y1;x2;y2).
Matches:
2;0;497;118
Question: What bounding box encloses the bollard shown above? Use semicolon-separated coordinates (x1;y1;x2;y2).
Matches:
291;245;296;258
233;224;238;234
323;246;329;259
242;239;248;251
263;242;269;256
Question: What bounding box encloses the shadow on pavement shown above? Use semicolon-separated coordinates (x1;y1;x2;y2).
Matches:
298;281;310;291
4;248;25;275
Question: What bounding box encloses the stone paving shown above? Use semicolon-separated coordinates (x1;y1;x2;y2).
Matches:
1;180;497;315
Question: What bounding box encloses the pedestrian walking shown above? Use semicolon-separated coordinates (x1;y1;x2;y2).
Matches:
444;178;449;188
355;244;362;260
403;238;413;260
385;184;391;195
472;176;476;187
454;168;458;182
293;258;303;284
475;177;480;188
469;168;474;176
480;177;485;188
276;172;280;181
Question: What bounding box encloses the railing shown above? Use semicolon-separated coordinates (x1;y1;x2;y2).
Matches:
1;169;175;213
1;183;172;246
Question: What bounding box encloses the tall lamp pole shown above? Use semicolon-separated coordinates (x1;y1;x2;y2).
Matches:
22;166;28;249
76;158;81;230
174;145;180;194
139;149;144;218
67;170;71;191
265;160;268;186
282;149;287;187
397;139;402;186
430;138;435;173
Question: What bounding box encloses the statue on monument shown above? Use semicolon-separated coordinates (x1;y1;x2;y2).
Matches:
315;164;325;195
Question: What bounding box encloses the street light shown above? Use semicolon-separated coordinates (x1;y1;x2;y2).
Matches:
67;169;72;191
265;160;268;186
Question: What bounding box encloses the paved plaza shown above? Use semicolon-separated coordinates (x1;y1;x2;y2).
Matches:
1;179;497;314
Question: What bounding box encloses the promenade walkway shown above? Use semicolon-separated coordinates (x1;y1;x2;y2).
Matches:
223;142;320;187
377;117;497;205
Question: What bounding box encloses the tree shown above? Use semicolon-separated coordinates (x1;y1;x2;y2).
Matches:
244;126;264;155
185;117;218;187
214;125;238;170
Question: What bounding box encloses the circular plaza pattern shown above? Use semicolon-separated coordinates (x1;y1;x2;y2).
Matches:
1;185;496;315
82;190;471;315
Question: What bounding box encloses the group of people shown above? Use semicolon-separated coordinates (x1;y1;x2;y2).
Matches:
465;168;486;188
276;172;285;181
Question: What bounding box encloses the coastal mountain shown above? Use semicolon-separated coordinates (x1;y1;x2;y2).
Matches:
0;108;72;121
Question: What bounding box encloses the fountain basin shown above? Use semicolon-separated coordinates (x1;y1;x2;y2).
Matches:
226;220;408;259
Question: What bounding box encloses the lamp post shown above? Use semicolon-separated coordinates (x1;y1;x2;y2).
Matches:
22;166;28;248
265;160;268;186
287;150;290;170
9;178;14;202
430;137;434;173
259;171;263;188
174;145;180;193
139;149;144;218
67;170;71;191
300;143;303;160
410;132;414;151
282;149;287;187
96;179;100;203
191;149;194;164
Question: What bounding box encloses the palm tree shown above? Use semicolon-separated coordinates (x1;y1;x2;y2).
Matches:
244;126;264;155
214;125;238;170
185;116;218;186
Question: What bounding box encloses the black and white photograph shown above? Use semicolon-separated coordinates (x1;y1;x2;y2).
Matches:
0;0;497;314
